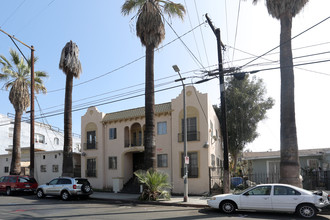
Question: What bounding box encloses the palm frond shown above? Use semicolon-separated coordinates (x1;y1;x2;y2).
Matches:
122;0;147;16
59;41;82;78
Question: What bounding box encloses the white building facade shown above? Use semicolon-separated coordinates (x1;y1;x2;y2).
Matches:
0;114;81;184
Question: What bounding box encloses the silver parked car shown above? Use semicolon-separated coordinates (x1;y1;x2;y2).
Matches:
207;183;329;218
36;177;93;201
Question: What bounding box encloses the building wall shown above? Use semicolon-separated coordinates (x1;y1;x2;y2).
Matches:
0;113;81;154
81;86;222;195
0;150;80;185
0;113;82;184
81;107;105;189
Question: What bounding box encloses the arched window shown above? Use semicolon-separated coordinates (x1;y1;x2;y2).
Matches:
54;137;59;145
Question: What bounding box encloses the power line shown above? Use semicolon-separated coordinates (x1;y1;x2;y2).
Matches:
0;0;26;28
240;15;330;69
46;22;205;94
232;0;242;60
184;0;203;64
15;0;57;35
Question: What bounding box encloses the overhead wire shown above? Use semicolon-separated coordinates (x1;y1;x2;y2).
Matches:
184;0;203;64
239;15;330;69
46;22;206;94
0;0;26;28
232;0;242;60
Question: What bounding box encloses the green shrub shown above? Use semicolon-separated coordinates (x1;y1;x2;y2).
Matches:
134;169;171;201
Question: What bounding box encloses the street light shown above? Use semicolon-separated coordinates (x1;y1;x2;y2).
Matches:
172;65;188;202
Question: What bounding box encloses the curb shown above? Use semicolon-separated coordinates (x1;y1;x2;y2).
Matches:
90;196;208;209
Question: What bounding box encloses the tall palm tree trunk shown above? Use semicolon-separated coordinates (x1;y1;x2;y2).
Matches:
279;12;301;187
144;45;156;170
63;74;74;177
10;111;22;175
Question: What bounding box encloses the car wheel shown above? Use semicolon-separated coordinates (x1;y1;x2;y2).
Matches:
6;187;11;196
297;204;316;218
37;189;45;198
61;191;70;201
81;183;91;193
220;201;236;214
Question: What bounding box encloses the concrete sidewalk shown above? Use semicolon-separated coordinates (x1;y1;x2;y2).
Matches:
90;191;209;208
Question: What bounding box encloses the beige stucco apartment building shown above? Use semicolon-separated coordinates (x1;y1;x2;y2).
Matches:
81;86;223;195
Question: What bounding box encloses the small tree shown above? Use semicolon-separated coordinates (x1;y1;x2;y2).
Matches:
134;169;171;201
214;75;274;173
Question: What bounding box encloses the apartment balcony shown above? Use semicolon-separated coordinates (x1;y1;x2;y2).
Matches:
178;131;200;142
83;142;98;150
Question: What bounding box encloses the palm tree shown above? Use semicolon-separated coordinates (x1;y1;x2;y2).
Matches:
0;49;47;175
249;0;309;187
134;169;171;201
122;0;185;170
59;41;82;177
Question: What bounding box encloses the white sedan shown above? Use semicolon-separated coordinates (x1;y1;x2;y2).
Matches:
207;183;329;218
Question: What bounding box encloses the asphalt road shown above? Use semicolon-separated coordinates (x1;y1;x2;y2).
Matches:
0;194;329;220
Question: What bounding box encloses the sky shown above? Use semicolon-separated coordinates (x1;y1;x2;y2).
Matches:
0;0;329;153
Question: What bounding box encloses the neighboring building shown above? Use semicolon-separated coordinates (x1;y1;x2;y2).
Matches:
0;113;81;154
0;113;81;184
0;149;81;185
242;148;330;189
81;86;223;195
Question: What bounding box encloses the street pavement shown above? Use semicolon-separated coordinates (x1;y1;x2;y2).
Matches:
90;191;330;215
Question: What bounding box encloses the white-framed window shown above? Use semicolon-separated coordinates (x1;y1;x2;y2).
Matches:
40;165;46;172
157;122;167;135
108;157;117;169
157;154;168;168
8;127;13;137
35;133;45;144
52;165;59;172
109;128;117;140
54;137;59;145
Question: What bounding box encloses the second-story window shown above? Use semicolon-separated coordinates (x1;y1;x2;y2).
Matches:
54;137;59;145
109;128;117;140
87;131;96;149
35;133;45;144
157;122;167;135
181;117;198;141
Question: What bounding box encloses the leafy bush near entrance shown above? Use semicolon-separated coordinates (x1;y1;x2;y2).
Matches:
134;169;171;201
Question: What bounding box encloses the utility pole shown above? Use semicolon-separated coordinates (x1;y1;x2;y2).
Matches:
205;14;230;193
30;46;35;177
172;65;188;202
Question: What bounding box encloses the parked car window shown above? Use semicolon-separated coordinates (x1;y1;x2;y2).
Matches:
75;178;90;185
58;179;72;185
48;179;59;185
19;177;37;183
0;176;4;182
245;186;271;196
9;176;17;183
3;176;9;182
274;186;301;196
